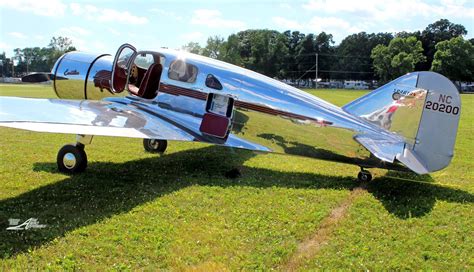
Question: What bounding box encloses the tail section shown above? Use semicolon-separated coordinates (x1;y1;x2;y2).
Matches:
344;72;461;173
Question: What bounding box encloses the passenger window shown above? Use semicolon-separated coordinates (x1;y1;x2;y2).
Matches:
134;54;155;69
168;60;198;83
205;74;223;90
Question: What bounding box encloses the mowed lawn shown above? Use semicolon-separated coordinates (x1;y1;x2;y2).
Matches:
0;83;472;270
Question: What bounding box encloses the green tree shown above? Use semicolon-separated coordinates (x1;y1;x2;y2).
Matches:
431;36;474;82
314;32;335;80
219;34;243;65
47;36;76;69
13;48;27;75
295;33;315;83
282;30;305;80
231;30;288;78
336;32;393;80
371;36;426;82
202;36;225;59
0;52;13;77
419;19;467;70
181;42;202;54
49;36;76;52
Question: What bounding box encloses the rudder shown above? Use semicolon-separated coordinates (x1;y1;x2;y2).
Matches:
411;72;461;172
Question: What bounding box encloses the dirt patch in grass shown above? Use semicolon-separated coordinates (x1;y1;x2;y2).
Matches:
282;183;368;270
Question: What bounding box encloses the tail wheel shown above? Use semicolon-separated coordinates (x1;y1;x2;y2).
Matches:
57;144;87;174
143;139;167;153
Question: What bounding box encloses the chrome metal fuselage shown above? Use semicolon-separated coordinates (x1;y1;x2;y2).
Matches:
52;49;408;171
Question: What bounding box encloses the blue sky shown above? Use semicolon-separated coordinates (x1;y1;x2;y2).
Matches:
1;0;473;57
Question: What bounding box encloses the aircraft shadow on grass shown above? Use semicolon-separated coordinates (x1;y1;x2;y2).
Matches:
0;145;472;258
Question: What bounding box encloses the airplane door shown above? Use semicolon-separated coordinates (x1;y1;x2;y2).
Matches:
111;44;137;93
200;93;234;139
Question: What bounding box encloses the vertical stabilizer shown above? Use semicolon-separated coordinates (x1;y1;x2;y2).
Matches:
344;72;461;173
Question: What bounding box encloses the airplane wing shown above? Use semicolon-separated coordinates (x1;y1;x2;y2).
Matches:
0;96;270;152
0;96;192;140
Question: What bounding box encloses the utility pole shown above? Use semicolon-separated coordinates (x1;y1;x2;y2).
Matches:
315;53;318;89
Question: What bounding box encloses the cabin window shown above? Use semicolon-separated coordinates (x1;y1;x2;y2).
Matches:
205;74;223;90
168;59;198;83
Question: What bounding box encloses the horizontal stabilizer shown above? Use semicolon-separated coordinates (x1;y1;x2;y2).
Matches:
354;134;404;163
396;148;429;174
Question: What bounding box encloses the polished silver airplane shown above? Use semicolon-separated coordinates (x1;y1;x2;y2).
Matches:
0;44;461;181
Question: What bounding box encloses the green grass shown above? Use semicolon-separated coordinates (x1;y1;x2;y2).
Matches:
0;84;472;270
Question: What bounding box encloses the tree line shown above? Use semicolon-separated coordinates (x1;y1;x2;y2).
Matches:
0;37;76;77
1;19;472;84
182;19;473;83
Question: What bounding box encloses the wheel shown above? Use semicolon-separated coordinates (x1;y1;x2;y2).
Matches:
57;144;87;174
357;170;372;182
143;139;167;153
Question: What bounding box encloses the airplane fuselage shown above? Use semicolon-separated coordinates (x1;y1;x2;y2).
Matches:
133;49;405;171
50;49;408;172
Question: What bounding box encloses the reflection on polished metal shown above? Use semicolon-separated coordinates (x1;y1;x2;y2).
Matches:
63;153;77;169
0;44;462;176
148;140;160;149
53;52;127;100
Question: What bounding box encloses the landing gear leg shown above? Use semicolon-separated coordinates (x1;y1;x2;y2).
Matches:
357;168;372;182
57;135;92;174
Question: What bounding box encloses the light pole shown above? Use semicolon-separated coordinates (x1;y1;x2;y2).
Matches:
315;53;318;89
26;54;29;75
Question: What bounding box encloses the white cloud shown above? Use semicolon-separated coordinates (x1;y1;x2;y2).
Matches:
8;32;27;39
180;31;204;41
58;26;90;37
191;9;245;29
107;27;121;36
273;16;367;42
302;0;474;21
307;17;352;32
0;41;13;53
34;35;46;41
0;0;66;17
279;3;293;9
299;0;474;42
69;3;82;15
54;27;90;51
272;17;302;30
307;16;362;41
150;8;183;21
68;3;148;25
438;0;474;18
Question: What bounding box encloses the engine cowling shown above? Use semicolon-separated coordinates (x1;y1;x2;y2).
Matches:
52;51;126;100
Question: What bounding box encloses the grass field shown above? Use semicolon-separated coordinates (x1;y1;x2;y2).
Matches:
0;83;472;270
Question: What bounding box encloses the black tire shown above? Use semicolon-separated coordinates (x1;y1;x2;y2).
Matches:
57;144;87;174
143;139;167;153
357;171;372;182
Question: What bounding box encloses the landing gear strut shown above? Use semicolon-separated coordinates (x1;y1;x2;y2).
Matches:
143;139;167;153
57;135;92;174
357;168;372;182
